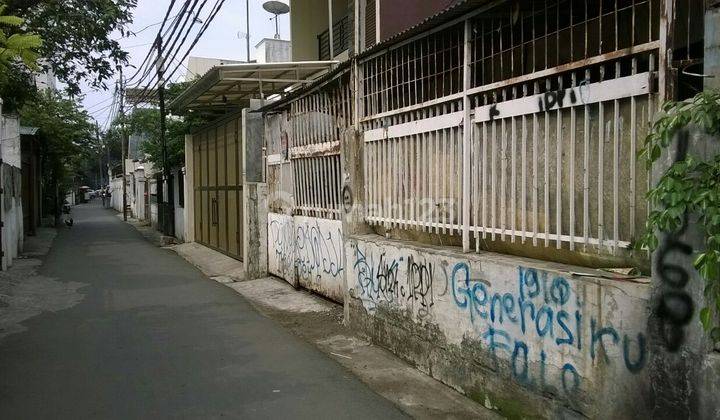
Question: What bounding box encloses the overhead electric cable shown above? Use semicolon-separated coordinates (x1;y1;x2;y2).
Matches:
130;0;226;107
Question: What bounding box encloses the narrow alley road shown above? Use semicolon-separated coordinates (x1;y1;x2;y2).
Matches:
0;202;407;419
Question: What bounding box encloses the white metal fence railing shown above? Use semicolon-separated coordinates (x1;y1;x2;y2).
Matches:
363;100;464;233
356;0;681;255
287;73;352;221
292;154;342;219
469;60;654;253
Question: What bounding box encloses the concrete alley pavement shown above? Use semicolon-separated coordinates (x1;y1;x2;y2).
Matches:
0;202;407;419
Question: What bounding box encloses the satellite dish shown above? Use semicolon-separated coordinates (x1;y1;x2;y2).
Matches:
263;1;289;15
262;1;289;39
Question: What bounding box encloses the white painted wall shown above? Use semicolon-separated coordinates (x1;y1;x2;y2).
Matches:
2;196;23;270
268;212;345;302
134;174;146;220
268;212;294;282
149;177;158;229
110;177;123;212
2;115;21;167
1;114;23;269
346;235;651;413
185;56;245;81
255;38;291;63
183;135;195;243
128;176;135;215
173;170;185;242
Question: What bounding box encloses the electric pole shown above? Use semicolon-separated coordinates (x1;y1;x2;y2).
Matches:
95;122;102;188
246;0;250;62
156;33;173;236
119;70;127;221
106;124;111;185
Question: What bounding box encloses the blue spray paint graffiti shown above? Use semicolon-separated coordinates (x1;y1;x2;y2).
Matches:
350;242;648;397
450;264;647;393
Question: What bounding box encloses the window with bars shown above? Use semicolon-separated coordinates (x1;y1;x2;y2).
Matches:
361;23;464;118
292;154;343;220
469;0;661;87
357;0;703;263
286;72;352;221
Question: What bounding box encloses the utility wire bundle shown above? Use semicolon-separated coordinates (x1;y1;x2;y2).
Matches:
125;0;228;109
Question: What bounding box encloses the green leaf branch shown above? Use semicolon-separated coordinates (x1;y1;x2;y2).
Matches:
638;90;720;344
0;4;41;72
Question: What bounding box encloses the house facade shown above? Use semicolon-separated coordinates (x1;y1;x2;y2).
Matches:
176;1;720;417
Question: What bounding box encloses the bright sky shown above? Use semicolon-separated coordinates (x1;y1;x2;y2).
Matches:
81;0;290;130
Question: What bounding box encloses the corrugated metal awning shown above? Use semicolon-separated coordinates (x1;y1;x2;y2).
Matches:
257;59;351;114
169;61;338;113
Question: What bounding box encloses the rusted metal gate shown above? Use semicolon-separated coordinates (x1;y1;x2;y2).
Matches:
192;112;244;260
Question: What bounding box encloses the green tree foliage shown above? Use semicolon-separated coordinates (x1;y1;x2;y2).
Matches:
19;90;96;212
5;0;136;98
0;0;138;214
638;90;720;343
112;80;210;170
100;123;125;172
0;3;41;111
0;4;41;70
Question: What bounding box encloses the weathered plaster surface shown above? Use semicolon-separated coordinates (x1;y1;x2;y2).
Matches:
268;212;294;284
243;183;268;280
268;212;345;303
346;234;652;418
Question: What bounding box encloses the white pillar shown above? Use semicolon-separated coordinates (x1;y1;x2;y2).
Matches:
184;134;195;242
136;171;146;220
461;19;471;252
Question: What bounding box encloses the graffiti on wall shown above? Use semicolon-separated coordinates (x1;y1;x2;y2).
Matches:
349;241;648;396
450;263;647;394
268;214;295;278
268;213;344;289
654;130;694;352
352;246;447;318
487;78;591;122
294;217;344;282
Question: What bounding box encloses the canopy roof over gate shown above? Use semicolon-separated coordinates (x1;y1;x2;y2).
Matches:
169;61;337;113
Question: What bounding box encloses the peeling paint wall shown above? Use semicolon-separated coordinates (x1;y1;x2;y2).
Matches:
345;234;652;418
269;212;345;302
1;165;23;270
1;115;24;270
268;212;294;283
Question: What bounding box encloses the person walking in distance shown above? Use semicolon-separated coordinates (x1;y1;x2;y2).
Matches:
105;187;111;208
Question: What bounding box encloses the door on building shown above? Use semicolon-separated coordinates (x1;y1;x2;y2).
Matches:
193;113;243;260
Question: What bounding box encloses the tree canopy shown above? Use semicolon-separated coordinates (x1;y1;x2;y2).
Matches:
4;0;136;103
0;3;42;112
0;4;41;71
0;0;141;216
19;90;98;196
